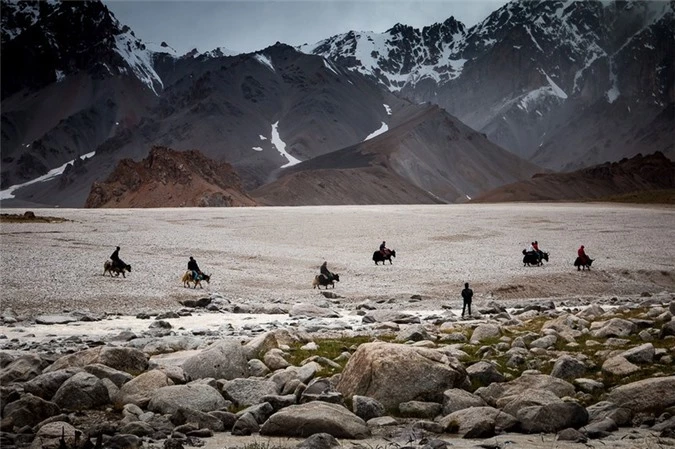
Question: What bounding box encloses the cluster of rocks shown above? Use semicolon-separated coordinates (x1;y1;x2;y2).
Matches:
1;294;674;448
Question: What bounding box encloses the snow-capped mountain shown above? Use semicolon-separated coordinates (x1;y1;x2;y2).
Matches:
304;0;674;171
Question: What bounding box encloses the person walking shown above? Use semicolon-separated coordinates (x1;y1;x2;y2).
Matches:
461;282;473;318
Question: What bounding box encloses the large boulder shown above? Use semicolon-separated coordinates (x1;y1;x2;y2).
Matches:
476;373;575;407
550;355;586;380
2;394;61;428
52;372;110;410
439;406;517;434
182;340;249;381
222;378;280;407
336;342;467;409
84;363;133;387
148;384;227;415
44;346;148;375
30;421;79;449
470;324;501;344
260;402;370;438
115;369;174;407
466;361;505;387
606;377;675;414
497;389;563;416
590;318;636;338
442;388;487;415
0;354;46;383
23;368;81;400
517;402;588;433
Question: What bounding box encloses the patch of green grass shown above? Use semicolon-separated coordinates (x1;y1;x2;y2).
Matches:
285;335;387;375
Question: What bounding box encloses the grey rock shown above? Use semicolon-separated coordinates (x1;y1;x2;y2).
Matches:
550;355;586;380
620;343;655;364
44;346;148;375
607;376;675;414
247;359;270;377
148;384;227;415
29;421;78;449
116;369;174;408
222;377;280;407
362;311;420;324
517;402;588;433
52;372;110;410
24;368;81;400
260;402;370;438
171;407;224;432
529;334;557;349
119;421;154;437
396;324;431;342
470;324;501;344
602;356;640;377
442;388;487;415
352;395;385;421
0;354;46;383
296;433;340;449
439;406;517;434
557;428;587;442
586;401;632;427
466;361;505;387
498;389;562;417
182;340;249;381
336;342;467;409
84;363;133;387
590;318;636;338
398;401;442;419
3;394;61;428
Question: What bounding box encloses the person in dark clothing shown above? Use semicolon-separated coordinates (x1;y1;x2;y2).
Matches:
110;246;125;269
379;241;390;257
188;256;202;281
320;261;333;282
461;282;473;318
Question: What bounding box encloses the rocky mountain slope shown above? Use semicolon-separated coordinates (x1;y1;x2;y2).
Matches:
2;0;671;207
471;151;675;202
85;146;257;207
253;103;542;205
304;0;674;171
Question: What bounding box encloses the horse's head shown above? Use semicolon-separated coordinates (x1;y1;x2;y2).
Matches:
391;250;396;258
125;264;132;272
202;274;211;284
542;252;549;262
333;273;340;282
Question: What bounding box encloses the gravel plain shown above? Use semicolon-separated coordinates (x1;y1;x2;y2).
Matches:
1;203;674;317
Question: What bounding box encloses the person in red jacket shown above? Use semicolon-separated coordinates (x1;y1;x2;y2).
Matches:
578;245;588;267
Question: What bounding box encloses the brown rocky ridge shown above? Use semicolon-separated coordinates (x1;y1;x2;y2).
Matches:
471;152;675;203
85;146;257;208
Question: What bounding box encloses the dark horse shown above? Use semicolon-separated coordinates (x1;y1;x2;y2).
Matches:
373;249;396;265
522;250;548;267
104;260;132;278
574;257;594;271
313;273;340;289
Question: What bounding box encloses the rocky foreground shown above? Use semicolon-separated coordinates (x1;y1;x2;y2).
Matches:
1;293;674;449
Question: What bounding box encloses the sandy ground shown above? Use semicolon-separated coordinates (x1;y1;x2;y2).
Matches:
1;203;674;317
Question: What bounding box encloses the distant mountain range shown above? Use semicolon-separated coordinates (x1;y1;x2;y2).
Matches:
472;151;675;202
1;0;673;207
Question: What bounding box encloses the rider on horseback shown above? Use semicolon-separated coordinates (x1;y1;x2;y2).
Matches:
380;241;391;257
320;261;334;282
188;256;202;281
110;246;127;270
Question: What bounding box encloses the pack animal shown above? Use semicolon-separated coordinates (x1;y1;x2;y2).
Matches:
182;271;211;288
522;250;549;267
313;273;340;289
104;260;131;278
574;257;594;271
373;249;396;265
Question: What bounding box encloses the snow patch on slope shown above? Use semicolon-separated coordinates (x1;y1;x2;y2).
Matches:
0;152;96;200
271;122;301;168
364;122;389;141
254;54;275;72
